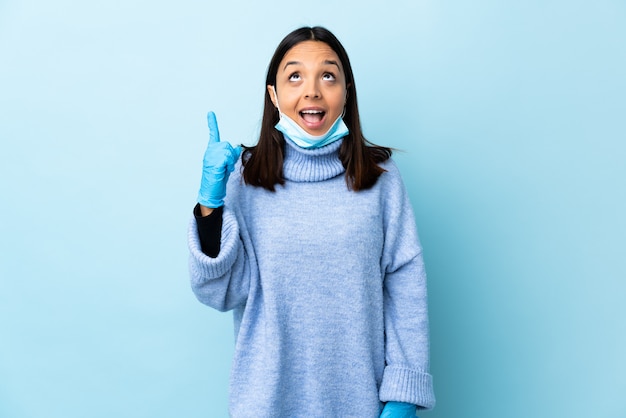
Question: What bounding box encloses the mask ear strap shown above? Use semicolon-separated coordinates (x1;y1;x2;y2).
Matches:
272;86;281;113
341;92;348;118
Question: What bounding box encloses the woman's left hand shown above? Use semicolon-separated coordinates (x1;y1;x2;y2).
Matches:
379;401;417;418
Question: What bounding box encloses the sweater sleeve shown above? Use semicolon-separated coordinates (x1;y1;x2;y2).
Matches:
378;163;436;410
188;204;250;312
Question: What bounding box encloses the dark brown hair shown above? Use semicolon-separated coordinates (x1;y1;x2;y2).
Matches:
242;26;391;191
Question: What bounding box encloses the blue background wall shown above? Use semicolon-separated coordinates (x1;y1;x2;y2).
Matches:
1;1;624;417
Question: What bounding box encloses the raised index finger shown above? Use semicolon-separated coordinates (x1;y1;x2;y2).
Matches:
206;111;221;144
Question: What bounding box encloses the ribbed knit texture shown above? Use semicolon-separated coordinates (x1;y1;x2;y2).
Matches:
189;137;435;417
282;137;344;182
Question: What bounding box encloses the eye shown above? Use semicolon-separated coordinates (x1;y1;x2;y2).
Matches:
288;72;301;82
322;72;336;81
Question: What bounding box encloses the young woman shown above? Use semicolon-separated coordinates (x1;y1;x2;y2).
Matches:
189;26;435;418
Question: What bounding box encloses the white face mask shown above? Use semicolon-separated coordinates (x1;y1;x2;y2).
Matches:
271;86;349;149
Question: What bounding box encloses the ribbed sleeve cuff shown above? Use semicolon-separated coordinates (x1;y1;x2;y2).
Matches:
379;366;436;410
188;208;241;279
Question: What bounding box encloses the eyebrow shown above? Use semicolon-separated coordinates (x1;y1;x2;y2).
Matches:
323;60;341;70
283;61;301;71
282;60;341;71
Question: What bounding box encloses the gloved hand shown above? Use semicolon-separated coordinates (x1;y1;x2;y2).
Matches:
380;401;417;418
197;111;242;208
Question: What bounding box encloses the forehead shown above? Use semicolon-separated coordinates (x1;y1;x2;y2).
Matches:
279;41;343;70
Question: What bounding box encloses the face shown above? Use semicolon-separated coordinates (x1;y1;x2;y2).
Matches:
268;41;348;135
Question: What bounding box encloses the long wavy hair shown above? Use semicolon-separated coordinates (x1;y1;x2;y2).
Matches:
242;26;392;192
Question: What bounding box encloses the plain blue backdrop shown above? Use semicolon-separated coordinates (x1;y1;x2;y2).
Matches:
1;0;624;417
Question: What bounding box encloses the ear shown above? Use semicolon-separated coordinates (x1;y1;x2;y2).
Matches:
267;85;278;108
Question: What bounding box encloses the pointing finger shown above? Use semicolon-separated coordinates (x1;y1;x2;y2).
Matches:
207;111;221;144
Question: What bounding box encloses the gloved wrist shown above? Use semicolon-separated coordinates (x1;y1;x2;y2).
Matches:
197;143;241;208
379;401;417;418
198;166;229;208
197;195;224;208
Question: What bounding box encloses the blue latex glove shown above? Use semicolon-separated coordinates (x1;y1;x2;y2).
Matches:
380;401;417;418
197;111;242;208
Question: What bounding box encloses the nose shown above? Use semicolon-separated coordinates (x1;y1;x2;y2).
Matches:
303;79;321;99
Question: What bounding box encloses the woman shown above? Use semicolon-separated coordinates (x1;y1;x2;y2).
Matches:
189;26;435;418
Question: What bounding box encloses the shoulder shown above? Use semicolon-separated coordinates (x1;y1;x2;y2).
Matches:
377;158;406;191
379;157;401;175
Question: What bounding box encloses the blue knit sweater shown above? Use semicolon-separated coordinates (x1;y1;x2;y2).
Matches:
188;138;435;417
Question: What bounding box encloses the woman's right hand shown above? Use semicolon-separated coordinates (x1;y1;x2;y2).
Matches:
197;111;242;210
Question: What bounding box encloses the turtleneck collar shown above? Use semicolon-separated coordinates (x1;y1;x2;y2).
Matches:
282;135;345;182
